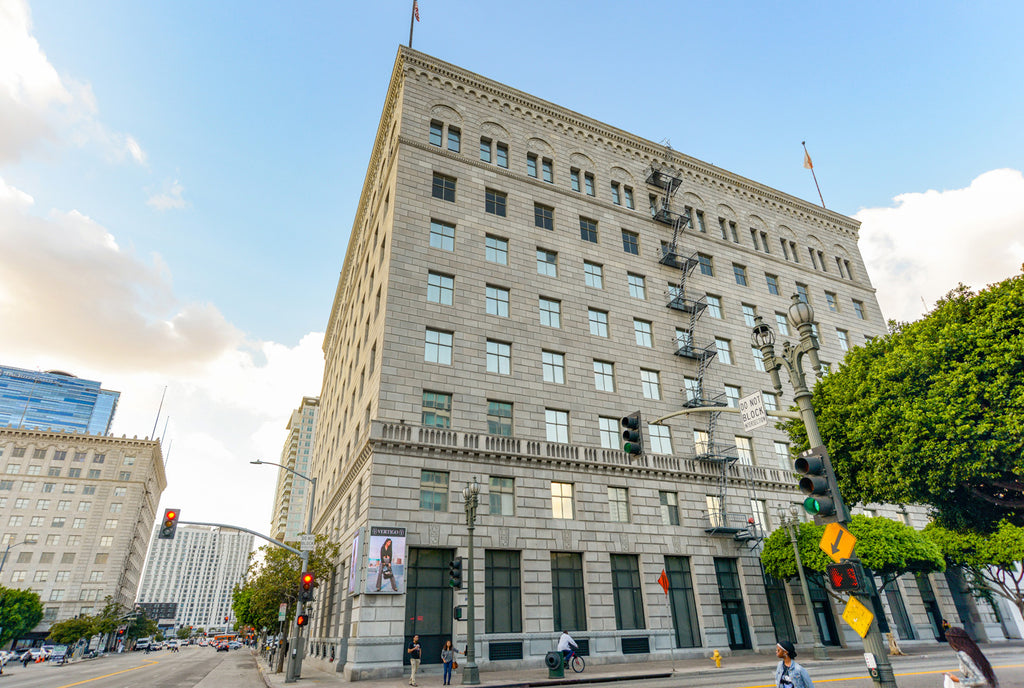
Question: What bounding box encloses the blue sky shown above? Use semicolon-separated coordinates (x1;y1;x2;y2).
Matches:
2;0;1022;530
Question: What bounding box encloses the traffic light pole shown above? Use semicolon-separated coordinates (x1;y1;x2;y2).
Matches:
751;299;898;688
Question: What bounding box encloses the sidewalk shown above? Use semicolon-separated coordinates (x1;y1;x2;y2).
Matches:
255;640;1024;688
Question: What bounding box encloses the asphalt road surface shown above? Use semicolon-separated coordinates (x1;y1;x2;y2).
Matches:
0;647;260;688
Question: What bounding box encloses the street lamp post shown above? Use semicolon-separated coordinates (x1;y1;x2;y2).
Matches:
461;478;480;685
251;459;317;684
0;539;34;577
752;296;897;688
775;506;828;660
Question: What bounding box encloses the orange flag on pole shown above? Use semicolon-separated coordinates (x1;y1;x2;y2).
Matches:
657;570;670;595
803;149;813;170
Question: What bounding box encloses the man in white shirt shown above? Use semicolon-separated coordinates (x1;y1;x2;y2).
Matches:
557;630;578;664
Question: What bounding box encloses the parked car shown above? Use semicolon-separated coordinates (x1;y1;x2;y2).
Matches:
228;640;242;650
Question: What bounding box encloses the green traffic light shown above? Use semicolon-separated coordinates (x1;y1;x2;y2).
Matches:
803;496;822;514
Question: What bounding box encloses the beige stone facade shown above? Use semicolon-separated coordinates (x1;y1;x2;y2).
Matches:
300;48;981;680
0;427;165;634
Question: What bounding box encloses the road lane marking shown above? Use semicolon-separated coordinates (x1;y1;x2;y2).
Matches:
54;659;159;688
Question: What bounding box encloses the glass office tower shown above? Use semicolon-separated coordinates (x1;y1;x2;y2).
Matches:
0;365;119;434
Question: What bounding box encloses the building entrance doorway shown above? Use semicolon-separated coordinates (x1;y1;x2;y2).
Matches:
404;548;454;666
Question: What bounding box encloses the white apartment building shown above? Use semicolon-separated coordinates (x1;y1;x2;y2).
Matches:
137;524;254;632
270;396;319;543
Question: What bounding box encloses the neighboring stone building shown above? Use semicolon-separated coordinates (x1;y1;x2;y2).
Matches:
0;427;165;640
270;397;319;543
0;366;119;435
301;47;986;680
137;524;253;634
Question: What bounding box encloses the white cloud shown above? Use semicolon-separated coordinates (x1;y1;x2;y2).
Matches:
147;178;188;210
857;168;1024;323
0;175;325;529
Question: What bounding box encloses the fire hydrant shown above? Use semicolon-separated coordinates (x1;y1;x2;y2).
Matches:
712;649;722;668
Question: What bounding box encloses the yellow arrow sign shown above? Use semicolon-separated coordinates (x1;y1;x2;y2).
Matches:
820;522;856;563
843;595;874;638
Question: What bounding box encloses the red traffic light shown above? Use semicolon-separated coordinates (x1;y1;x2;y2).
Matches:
296;614;308;627
165;510;176;520
301;573;314;588
159;508;181;539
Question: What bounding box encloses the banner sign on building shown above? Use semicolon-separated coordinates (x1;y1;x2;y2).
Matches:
365;526;406;594
348;529;362;594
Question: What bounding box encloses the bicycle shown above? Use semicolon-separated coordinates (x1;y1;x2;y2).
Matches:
564;648;585;673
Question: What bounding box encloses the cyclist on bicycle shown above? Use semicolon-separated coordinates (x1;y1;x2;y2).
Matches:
557;630;578;664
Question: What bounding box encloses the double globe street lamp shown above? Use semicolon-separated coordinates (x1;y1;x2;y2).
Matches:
460;478;481;685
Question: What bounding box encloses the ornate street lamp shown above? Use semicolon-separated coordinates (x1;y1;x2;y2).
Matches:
461;478;480;685
775;506;828;660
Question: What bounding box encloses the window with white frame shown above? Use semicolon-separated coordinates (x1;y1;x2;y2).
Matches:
546;409;569;443
762;392;778;411
427;272;454;305
724;385;740;408
640;369;661;400
659;490;679;525
649;424;672;455
599;417;620;449
627;273;646;299
486;285;510;317
487;340;511;375
537;249;558;277
593;360;615;392
424;328;453;365
551;481;574;518
589;309;609;337
715;338;733;364
584;261;603;288
752;346;766;372
634;320;653;347
539;298;561;327
542;350;565;383
735;437;754;464
608;486;630;522
485;235;508;264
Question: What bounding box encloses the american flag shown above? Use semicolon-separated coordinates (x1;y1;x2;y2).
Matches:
413;0;420;21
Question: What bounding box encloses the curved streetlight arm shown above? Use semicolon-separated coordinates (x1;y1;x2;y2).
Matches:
0;539;36;577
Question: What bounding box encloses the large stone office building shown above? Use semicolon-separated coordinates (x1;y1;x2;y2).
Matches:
300;48;985;680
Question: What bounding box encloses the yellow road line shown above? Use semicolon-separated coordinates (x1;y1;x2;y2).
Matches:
733;662;1024;688
54;659;159;688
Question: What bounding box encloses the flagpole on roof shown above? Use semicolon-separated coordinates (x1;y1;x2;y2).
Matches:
802;141;826;209
409;1;420;48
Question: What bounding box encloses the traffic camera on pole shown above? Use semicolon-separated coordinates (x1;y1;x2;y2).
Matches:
621;412;643;455
158;508;180;539
300;572;315;603
793;446;847;525
448;558;463;588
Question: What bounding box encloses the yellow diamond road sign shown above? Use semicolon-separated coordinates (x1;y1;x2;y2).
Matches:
843;596;874;638
820;522;857;563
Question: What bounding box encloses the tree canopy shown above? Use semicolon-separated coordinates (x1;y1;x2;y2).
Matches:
761;515;944;588
0;586;43;646
47;616;96;645
232;534;340;632
784;272;1024;531
925;520;1024;617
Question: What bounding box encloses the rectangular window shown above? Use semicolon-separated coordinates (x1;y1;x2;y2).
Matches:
796;283;809;304
660;491;679;525
68;468;81;478
698;253;714;276
608;486;630;523
479;137;492;163
599;416;620;449
593;360;615;392
649;424;672;454
485;188;507;217
706;295;722;319
611;182;621;205
496;143;508;168
485;550;522;633
837;329;850;351
610;554;644;630
624;186;635;209
825;291;838;312
489;477;514;515
527;153;538;177
546;409;569;443
716;338;733;365
752;346;766;372
694;429;710;455
432;173;456;202
487;401;513;436
551;552;586;630
534;203;554;230
588;309;609;337
420;470;449;511
429;120;443;146
776;312;790;336
724;385;740;408
766;274;780;295
761;232;771;253
853;300;865;319
542;158;553;183
741;304;757;328
486;285;510;317
429;220;455;251
634;320;653;347
621;229;639;255
729;221;739;242
427;272;454;305
486;340;512;375
584;261;603;288
640;369;661;400
735;437;754;464
537;249;558;276
104;519;118;529
762;392;778;411
774;442;790;469
542;350;565;383
422;391;452;428
570;168;581;192
551;482;574;518
579;217;598;243
627;273;646;299
539;297;561;327
584;172;595;196
707;495;724;527
485;234;508;265
733;264;748;286
424;328;453;365
447;126;460;153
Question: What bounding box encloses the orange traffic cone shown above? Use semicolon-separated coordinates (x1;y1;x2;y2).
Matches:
35;655;44;663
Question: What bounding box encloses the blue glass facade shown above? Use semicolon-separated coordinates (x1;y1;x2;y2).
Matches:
0;365;119;434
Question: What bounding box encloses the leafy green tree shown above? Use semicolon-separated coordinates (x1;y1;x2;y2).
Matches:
0;586;44;646
47;616;96;644
925;520;1024;617
232;534;340;632
761;515;944;590
176;627;192;640
783;273;1024;532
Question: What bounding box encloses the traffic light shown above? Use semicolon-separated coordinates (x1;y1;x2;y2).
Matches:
448;558;463;588
453;607;463;620
158;508;180;539
299;571;315;603
621;412;643;455
224;616;229;623
296;614;309;627
826;561;865;592
793;446;845;524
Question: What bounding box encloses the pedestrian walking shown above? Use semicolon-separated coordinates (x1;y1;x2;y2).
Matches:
20;650;32;667
406;634;421;686
944;627;998;687
774;641;814;688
